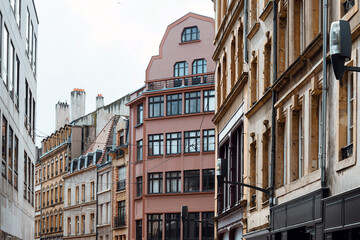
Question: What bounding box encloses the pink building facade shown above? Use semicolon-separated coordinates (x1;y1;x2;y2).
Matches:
127;13;216;240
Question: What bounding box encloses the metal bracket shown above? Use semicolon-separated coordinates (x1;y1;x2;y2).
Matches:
345;66;360;72
223;181;270;194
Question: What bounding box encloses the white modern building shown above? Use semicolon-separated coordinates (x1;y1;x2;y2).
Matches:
0;0;39;239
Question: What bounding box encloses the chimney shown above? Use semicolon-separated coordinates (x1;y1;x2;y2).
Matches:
70;88;86;121
96;94;104;109
55;101;70;130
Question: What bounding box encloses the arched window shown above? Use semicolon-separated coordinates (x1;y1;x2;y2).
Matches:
174;61;188;87
181;26;199;42
192;59;207;84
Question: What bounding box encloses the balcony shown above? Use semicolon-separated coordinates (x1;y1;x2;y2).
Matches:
114;216;126;228
117;180;126;192
145;72;214;92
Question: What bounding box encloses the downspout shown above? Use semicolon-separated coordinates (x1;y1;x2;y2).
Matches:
270;0;277;208
244;0;249;63
321;0;328;188
96;170;99;240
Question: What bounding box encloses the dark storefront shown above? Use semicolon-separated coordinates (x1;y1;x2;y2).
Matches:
323;187;360;240
270;189;328;240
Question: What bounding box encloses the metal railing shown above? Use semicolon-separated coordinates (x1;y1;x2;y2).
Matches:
146;73;214;92
114;216;126;228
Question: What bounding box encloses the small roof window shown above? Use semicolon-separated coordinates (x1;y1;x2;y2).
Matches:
181;26;200;42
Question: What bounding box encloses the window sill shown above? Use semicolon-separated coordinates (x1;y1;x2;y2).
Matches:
183;152;200;156
165;154;181;158
202;150;215;155
247;22;260;40
336;155;356;172
147;155;163;159
134;123;143;128
179;39;201;45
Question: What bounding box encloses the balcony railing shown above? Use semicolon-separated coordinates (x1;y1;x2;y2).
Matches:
146;72;214;92
114;216;126;228
117;180;126;192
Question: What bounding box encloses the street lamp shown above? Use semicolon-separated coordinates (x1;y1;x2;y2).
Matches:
330;20;360;81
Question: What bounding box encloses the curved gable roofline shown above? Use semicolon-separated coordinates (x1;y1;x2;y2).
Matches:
145;12;215;81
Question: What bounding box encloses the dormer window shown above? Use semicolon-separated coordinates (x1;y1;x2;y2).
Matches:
181;26;200;42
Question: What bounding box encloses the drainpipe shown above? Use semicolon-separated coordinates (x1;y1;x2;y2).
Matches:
244;0;249;63
96;170;99;240
321;0;328;188
270;0;277;208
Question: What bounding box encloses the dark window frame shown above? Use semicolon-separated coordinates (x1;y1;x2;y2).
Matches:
192;59;207;84
148;172;163;194
165;213;181;240
166;132;181;155
181;26;200;43
147;214;162;240
202;169;215;191
137;103;143;125
166;171;181;193
149;96;164;118
185;91;201;114
183;212;199;240
184;131;200;153
203;90;215;112
136;220;142;240
137;140;143;161
203;129;215;152
148;134;163;156
136;176;143;197
184;170;200;192
166;94;182;116
202;212;214;240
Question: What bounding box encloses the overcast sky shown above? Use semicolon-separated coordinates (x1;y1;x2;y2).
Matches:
34;0;214;145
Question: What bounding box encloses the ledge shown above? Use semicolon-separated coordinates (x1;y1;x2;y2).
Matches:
335;155;356;172
247;22;260;40
259;1;273;21
245;88;272;118
179;39;201;45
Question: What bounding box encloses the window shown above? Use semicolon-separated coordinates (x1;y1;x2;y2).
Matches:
290;102;303;182
3;25;9;86
166;132;181;155
90;181;95;200
81;215;85;234
202;169;215;191
81;184;85;203
183;212;199;240
148;172;163;194
202;212;214;240
15;56;20;108
119;130;124;146
167;94;182;116
262;129;271;202
148;134;163;156
117;200;126;227
192;59;207;84
165;213;180;240
26;8;30;54
184;170;200;192
147;214;162;240
117;166;126;191
14;136;18;189
250;56;258;105
9;42;15;99
250;140;257;208
149;96;164;118
203;90;215;112
181;26;199;42
136;220;142;240
136;176;143;197
166;171;181;193
137;103;143;125
184;131;200;153
68;188;71;205
75;216;79;234
185;91;200;114
203;129;215;152
67;217;71;235
137;140;143;161
90;213;95;233
75;185;79;204
310;93;322;172
2;116;7;178
264;41;271;91
174;61;188;87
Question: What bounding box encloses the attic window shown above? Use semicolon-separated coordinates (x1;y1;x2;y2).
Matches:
181;26;199;42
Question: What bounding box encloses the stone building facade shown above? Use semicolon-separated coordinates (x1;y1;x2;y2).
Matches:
0;1;39;239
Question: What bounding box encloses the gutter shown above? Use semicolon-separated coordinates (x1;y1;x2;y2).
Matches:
96;170;99;240
244;0;249;62
270;0;277;208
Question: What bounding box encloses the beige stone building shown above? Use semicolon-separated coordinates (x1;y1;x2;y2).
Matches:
110;120;129;240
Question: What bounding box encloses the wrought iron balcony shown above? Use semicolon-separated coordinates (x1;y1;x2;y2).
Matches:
114;216;126;228
146;72;214;92
117;180;126;192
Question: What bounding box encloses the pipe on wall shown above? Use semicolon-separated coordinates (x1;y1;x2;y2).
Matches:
244;0;248;63
270;0;278;207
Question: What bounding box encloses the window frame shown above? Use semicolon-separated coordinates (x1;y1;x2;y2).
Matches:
185;91;201;114
148;172;163;194
166;132;181;155
184;170;200;192
148;134;164;156
166;94;182;116
202;169;215;191
136;176;143;197
181;26;200;43
137;140;143;161
203;90;215;112
166;171;181;193
184;131;200;153
149;96;164;118
147;214;163;240
203;129;215;152
137;103;143;125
